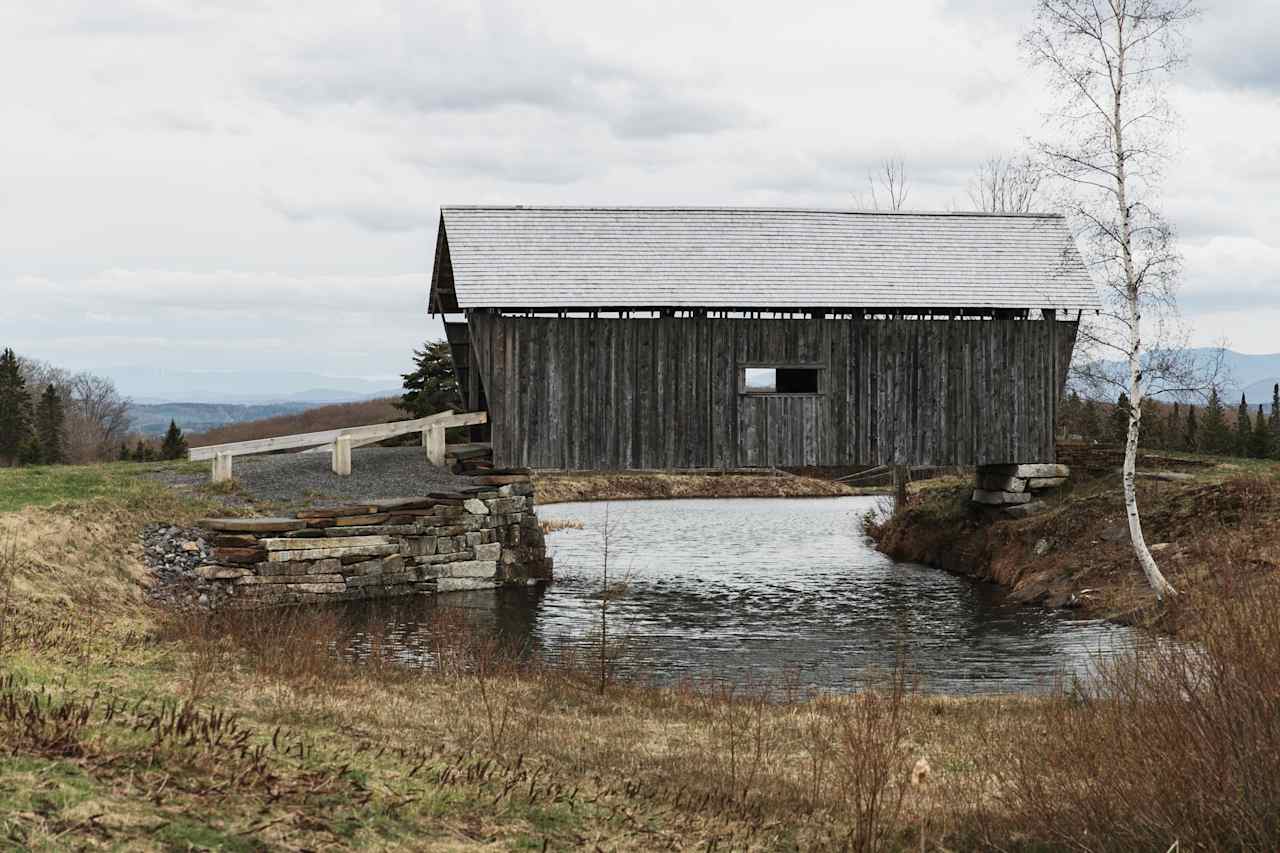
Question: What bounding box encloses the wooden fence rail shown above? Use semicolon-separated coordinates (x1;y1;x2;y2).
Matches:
189;410;487;483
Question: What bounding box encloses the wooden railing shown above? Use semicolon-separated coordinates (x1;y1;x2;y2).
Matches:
189;409;487;483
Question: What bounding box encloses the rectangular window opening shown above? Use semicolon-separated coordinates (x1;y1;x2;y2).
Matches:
740;365;822;395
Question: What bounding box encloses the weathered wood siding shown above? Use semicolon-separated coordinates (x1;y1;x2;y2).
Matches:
468;315;1078;470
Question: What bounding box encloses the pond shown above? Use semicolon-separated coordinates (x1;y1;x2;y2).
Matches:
338;496;1140;694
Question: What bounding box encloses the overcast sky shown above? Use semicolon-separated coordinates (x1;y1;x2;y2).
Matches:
3;0;1277;384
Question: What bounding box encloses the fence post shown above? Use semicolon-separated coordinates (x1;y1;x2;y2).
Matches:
212;452;233;484
423;425;446;467
332;436;353;476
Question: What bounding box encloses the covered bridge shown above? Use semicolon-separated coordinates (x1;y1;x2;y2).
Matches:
428;206;1099;471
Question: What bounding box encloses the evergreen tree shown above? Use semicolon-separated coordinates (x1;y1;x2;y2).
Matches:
1139;397;1163;449
1236;394;1252;457
0;347;34;466
132;440;147;462
1251;405;1271;459
1184;404;1198;452
1271;383;1280;457
398;340;462;417
159;420;188;461
33;383;64;464
118;443;130;462
1081;399;1101;443
1112;392;1132;444
1166;402;1182;451
1201;387;1231;456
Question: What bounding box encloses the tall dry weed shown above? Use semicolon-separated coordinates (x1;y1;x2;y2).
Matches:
990;580;1280;850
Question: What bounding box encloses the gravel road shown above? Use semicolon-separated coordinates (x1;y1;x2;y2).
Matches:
158;447;483;506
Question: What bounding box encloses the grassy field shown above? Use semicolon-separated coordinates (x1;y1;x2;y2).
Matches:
0;459;1278;849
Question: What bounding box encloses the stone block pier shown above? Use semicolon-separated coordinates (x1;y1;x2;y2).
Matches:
970;463;1070;518
191;474;551;608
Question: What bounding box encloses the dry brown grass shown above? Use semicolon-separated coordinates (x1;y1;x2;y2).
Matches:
533;470;854;505
187;397;402;448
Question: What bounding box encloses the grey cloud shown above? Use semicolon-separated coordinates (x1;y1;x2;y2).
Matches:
1190;4;1280;94
264;195;433;234
253;9;751;141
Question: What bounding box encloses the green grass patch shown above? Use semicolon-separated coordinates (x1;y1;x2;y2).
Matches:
0;460;210;513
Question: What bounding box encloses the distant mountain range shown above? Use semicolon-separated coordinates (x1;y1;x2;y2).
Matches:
128;402;321;437
1084;348;1280;410
102;366;401;406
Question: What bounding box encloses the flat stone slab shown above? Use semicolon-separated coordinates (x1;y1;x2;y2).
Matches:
437;577;498;593
463;499;489;515
972;489;1033;506
1027;477;1068;490
266;543;400;562
198;517;307;533
260;536;391;552
295;506;380;520
981;463;1070;479
445;560;499;578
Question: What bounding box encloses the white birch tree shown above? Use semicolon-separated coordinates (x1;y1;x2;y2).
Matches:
1024;0;1198;600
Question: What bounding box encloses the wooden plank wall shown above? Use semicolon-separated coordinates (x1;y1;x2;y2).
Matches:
468;315;1076;470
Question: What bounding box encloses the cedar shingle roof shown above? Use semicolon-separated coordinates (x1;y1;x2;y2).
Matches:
432;206;1100;311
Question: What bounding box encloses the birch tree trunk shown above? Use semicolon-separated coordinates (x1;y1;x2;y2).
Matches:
1112;11;1177;600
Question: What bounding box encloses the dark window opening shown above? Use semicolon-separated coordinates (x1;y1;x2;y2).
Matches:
740;366;822;395
776;368;819;393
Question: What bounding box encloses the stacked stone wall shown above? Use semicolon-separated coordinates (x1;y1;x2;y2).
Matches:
970;463;1070;518
193;475;551;608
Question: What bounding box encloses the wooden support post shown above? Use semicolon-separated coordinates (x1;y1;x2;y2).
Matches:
423;425;446;467
332;436;352;476
892;464;908;512
212;452;233;484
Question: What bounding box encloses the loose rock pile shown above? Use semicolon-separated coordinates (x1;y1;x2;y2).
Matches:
971;463;1070;518
142;524;227;608
174;474;551;609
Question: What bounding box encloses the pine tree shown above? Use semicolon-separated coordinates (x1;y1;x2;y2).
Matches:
1236;394;1252;457
132;440;147;462
159;420;188;461
1112;393;1132;445
1251;405;1271;459
1271;383;1280;457
398;341;462;418
0;348;34;466
119;443;130;462
1184;404;1198;452
1139;397;1163;449
1166;402;1182;451
34;383;64;464
1201;387;1230;456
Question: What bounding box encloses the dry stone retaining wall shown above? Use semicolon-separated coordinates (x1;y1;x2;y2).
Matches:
193;475;551;608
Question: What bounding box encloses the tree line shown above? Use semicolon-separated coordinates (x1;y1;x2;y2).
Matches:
0;345;188;468
1061;385;1280;460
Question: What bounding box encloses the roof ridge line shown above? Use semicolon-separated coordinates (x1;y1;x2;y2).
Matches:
440;205;1064;219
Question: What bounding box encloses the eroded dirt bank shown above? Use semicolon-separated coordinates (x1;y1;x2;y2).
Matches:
869;466;1280;638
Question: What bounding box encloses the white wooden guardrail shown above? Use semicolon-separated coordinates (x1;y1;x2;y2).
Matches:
188;409;487;483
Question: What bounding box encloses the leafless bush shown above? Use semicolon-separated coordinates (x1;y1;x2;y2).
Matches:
992;581;1280;850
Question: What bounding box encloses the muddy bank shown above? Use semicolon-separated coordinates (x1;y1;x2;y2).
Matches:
868;467;1280;638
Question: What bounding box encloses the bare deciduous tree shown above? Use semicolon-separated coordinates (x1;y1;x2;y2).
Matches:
65;372;132;464
968;155;1045;213
858;158;910;211
1024;0;1199;600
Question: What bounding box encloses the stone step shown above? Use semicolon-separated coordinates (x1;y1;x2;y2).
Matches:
198;517;306;533
981;463;1070;479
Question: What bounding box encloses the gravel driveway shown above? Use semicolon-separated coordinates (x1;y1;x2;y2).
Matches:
159;446;483;506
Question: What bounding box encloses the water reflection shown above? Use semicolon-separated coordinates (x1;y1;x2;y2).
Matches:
337;496;1137;694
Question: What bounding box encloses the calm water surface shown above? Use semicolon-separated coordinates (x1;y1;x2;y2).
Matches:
338;496;1138;694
